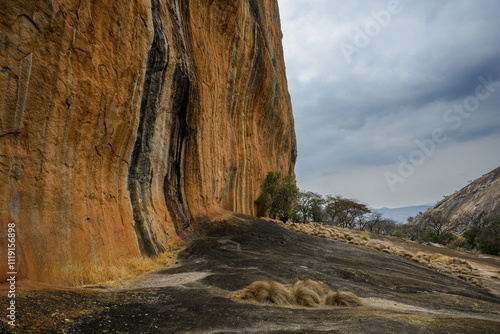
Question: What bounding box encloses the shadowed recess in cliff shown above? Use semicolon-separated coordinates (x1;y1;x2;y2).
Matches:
127;0;169;257
128;0;195;256
163;65;191;235
162;0;193;235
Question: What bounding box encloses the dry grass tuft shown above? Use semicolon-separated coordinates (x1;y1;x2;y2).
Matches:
324;291;364;307
73;249;181;287
292;285;321;307
359;231;370;239
231;280;292;306
232;279;363;308
294;279;331;295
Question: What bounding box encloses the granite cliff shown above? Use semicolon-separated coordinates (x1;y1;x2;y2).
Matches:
0;0;296;283
419;166;500;222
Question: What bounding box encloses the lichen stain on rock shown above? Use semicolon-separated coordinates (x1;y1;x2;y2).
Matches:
0;0;295;284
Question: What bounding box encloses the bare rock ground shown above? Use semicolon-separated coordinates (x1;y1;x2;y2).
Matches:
270;219;500;297
1;214;500;333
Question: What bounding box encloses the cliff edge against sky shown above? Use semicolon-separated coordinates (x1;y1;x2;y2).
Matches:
0;0;296;283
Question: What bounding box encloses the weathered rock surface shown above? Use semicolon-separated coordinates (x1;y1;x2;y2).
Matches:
3;216;499;333
419;166;500;222
0;0;295;283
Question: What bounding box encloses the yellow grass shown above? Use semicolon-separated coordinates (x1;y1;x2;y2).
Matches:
267;219;484;287
72;249;182;287
359;231;370;239
231;279;363;308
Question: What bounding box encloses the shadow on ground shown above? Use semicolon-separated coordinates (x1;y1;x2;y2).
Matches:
3;215;500;333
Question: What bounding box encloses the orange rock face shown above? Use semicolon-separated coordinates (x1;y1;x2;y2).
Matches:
0;0;296;284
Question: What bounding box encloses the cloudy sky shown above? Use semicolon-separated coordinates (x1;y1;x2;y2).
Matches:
279;0;500;209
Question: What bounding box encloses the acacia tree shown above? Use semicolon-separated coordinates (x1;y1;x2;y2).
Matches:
416;213;463;244
421;214;451;236
310;197;325;222
324;195;371;228
296;191;324;223
359;212;383;232
255;171;298;222
374;218;398;235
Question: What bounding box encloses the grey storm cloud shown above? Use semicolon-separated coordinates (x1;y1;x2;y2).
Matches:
279;0;500;208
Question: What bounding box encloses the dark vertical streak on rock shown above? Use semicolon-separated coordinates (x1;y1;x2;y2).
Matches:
290;129;297;174
222;28;240;209
128;0;167;256
261;2;282;126
163;66;191;234
227;29;239;118
163;0;192;235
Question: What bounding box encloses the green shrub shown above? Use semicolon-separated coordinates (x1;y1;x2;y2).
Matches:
255;171;298;222
449;236;469;250
440;232;456;245
392;230;405;239
422;229;440;243
476;219;500;255
462;227;481;248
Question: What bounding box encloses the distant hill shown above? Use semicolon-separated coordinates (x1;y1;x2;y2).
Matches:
416;166;500;222
374;204;435;224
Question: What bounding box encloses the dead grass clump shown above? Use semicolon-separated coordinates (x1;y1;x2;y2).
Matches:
231;280;292;306
359;231;370;240
470;278;487;289
324;291;364;307
416;251;431;262
369;241;385;251
75;249;180;286
232;279;363;308
302;227;313;235
270;220;486;290
430;253;456;264
400;251;414;259
349;237;363;245
428;262;451;274
294;279;331;295
292;285;321;307
412;252;479;276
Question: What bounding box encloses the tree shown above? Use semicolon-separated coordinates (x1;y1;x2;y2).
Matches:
421;214;450;236
422;229;441;243
418;213;461;245
461;216;500;254
255;171;298;222
296;191;324;223
310;197;325;222
370;218;398;235
400;223;425;242
456;212;484;235
361;212;383;232
476;218;500;255
324;195;371;228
